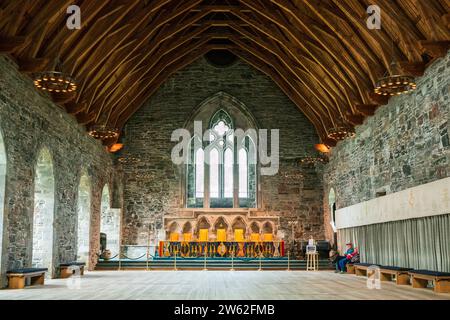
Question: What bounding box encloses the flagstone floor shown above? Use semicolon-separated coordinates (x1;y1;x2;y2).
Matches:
1;270;449;300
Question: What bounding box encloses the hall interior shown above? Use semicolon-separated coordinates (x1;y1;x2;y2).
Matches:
0;0;449;299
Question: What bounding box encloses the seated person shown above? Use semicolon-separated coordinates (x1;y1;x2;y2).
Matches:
335;242;357;273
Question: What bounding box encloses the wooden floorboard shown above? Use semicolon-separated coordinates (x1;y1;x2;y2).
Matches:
0;270;449;300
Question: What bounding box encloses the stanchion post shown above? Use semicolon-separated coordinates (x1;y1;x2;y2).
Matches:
146;245;149;271
203;251;207;271
287;251;290;271
258;253;262;271
118;246;122;271
174;251;178;271
231;252;235;271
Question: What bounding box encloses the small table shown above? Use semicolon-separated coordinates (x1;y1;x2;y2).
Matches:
306;252;319;271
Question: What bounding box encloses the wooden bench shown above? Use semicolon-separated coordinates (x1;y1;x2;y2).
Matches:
354;263;381;276
59;262;85;279
379;266;412;285
346;263;355;274
409;270;450;293
7;268;48;289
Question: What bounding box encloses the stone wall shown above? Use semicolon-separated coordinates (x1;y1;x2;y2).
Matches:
323;51;450;241
120;57;325;246
0;55;115;285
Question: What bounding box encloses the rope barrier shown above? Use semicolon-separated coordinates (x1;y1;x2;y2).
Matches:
120;253;147;260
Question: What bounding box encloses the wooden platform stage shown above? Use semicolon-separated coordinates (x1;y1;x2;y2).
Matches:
95;257;331;271
1;270;449;300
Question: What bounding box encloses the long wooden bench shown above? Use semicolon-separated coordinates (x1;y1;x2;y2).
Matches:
346;263;355;274
7;268;48;289
378;266;412;285
354;263;381;276
409;270;450;293
59;262;85;279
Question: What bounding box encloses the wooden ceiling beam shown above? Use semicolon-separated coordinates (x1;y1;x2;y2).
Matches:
295;0;384;83
113;45;216;126
345;114;365;126
226;25;344;122
274;0;381;85
397;61;426;77
17;57;50;73
327;0;396;71
73;5;159;79
230;8;360;104
64;2;141;72
75;111;96;125
419;40;450;59
239;1;370;111
42;1;113;58
229;35;337;125
355;104;379;116
91;26;214;117
15;0;73;56
0;36;26;53
412;0;450;40
0;0;33;37
104;36;217;122
229;48;331;140
81;0;205;109
64;101;88;115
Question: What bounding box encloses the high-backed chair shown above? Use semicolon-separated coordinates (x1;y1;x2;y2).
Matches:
199;229;209;242
250;233;261;242
183;233;192;242
217;229;227;242
234;229;244;242
263;233;273;242
170;232;180;241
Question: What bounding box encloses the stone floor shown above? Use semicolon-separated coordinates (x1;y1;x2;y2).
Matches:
1;270;449;300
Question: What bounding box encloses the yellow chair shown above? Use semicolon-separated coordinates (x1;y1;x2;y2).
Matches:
263;233;273;242
170;232;179;241
217;229;227;242
183;233;192;242
250;233;260;242
234;229;244;242
199;229;209;242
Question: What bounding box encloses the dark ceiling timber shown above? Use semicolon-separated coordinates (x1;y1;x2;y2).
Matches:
0;0;449;146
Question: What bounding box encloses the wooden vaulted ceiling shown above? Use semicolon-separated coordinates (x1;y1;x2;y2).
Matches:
1;0;449;147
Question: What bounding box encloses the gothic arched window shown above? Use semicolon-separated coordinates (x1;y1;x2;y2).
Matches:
186;109;257;208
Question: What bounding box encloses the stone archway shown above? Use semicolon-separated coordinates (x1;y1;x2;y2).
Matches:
32;148;55;276
262;222;273;234
182;221;192;234
100;184;120;255
328;188;337;232
328;188;338;247
76;172;91;265
250;221;260;234
0;128;6;271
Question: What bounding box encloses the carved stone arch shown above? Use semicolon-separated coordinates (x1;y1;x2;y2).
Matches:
32;147;55;276
197;216;211;231
76;168;91;265
250;221;260;234
183;91;260;133
262;221;274;234
214;216;229;231
232;216;247;231
168;221;180;233
0;124;6;282
182;221;192;234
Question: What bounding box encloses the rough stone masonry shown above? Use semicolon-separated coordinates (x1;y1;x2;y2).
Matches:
0;55;115;286
120;57;325;246
322;51;450;241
